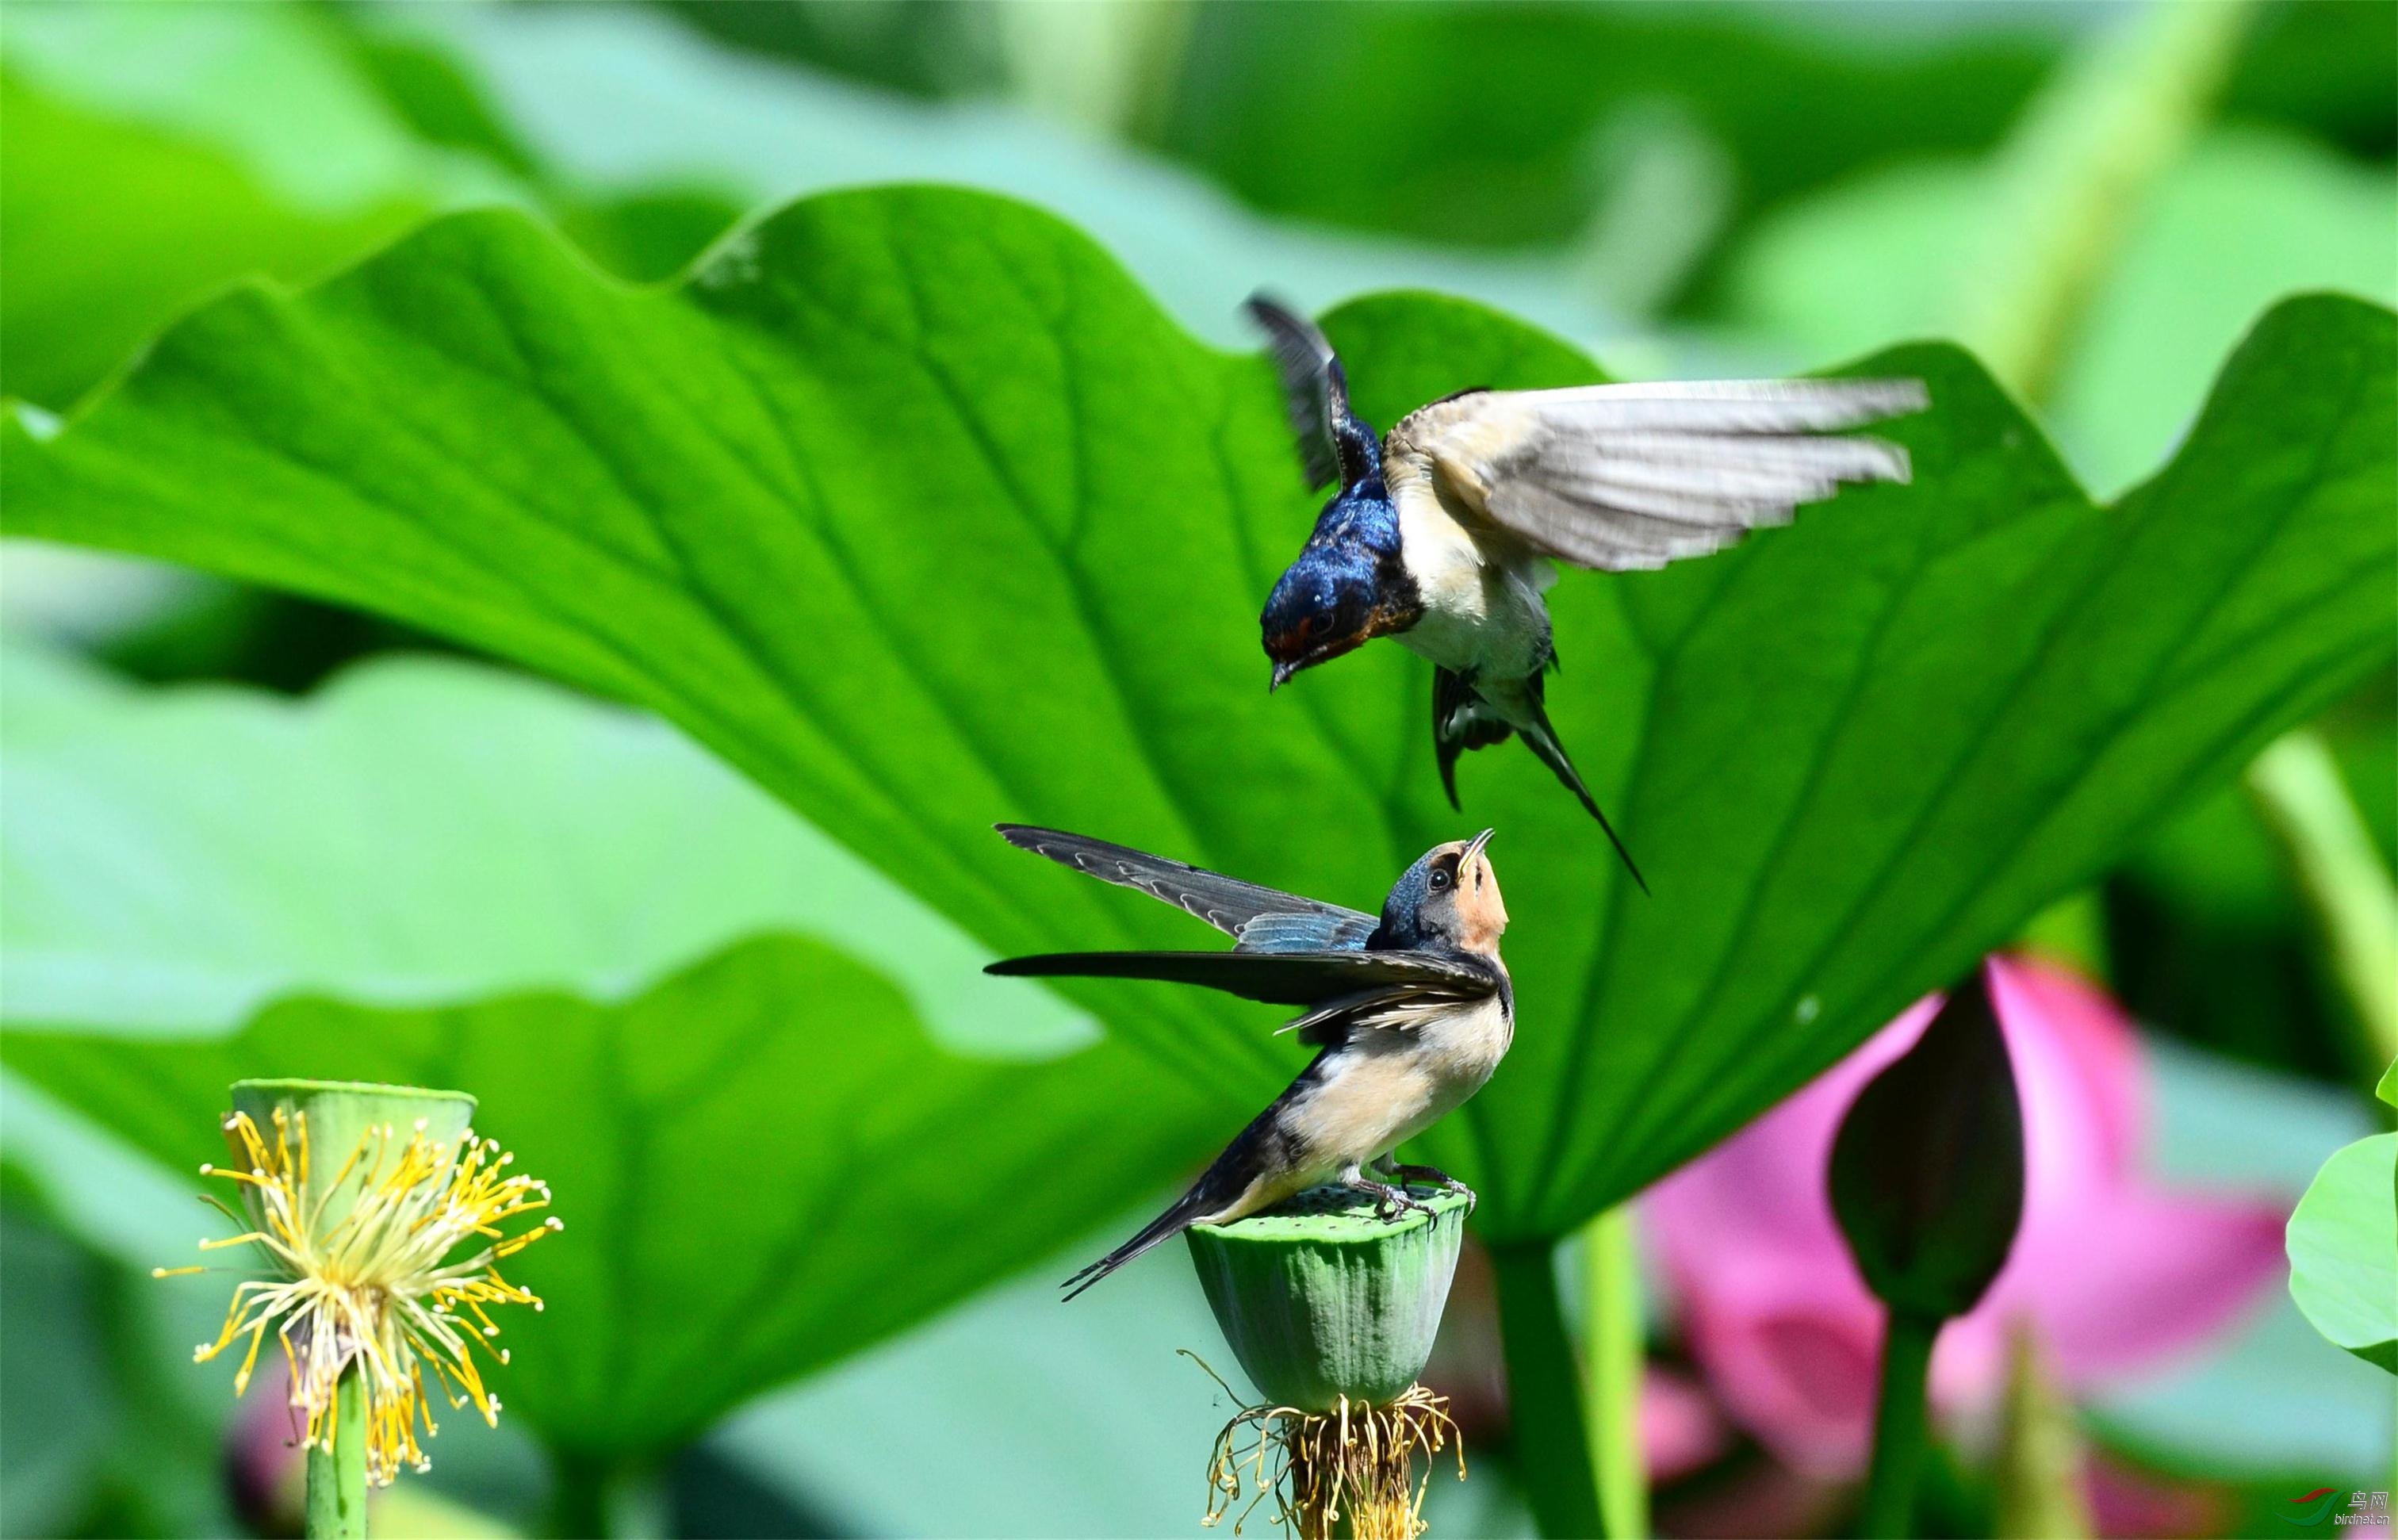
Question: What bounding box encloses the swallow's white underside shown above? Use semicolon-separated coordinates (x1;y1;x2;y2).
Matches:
1389;469;1556;687
1197;991;1517;1227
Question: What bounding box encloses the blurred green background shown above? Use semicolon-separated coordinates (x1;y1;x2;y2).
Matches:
2;2;2392;1536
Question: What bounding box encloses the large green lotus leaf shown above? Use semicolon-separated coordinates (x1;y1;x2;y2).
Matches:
0;648;1219;1457
0;65;429;413
0;645;1083;1054
0;3;744;410
1152;3;2056;255
5;937;1220;1458
0;1;515;410
6;187;2392;1240
396;2;1633;349
0;1209;112;1535
2286;1132;2398;1374
1144;4;2389;278
4;0;1643;423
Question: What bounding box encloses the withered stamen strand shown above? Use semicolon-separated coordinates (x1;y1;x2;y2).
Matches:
1181;1353;1465;1540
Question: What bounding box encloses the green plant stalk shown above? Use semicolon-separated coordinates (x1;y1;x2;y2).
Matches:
1490;1239;1606;1538
1992;1326;2092;1540
1860;1309;1940;1539
2017;889;2109;983
1582;1207;1648;1539
1954;0;2254;404
2247;730;2398;1089
547;1450;666;1539
307;1363;369;1539
548;1453;604;1540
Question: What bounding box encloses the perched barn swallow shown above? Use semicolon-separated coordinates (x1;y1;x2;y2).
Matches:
1247;295;1928;890
984;824;1513;1301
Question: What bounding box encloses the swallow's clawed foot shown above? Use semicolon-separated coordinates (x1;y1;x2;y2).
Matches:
1378;1159;1479;1218
1341;1169;1442;1228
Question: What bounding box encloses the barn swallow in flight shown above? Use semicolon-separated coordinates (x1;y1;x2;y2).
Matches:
1247;295;1927;891
984;824;1512;1301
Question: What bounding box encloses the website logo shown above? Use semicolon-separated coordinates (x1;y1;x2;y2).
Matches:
2279;1488;2394;1528
2280;1489;2342;1527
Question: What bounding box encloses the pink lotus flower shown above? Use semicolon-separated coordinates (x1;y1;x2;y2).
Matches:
1645;956;2286;1477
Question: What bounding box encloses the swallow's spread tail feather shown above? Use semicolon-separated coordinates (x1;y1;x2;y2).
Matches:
1515;691;1650;896
1062;1077;1323;1300
1060;1125;1276;1299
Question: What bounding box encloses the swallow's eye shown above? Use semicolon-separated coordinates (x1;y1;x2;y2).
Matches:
1429;866;1452;891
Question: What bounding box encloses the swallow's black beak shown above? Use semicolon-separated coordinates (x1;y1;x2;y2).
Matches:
1463;828;1495;868
1270;660;1299;692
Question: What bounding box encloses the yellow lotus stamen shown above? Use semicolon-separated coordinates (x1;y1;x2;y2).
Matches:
160;1104;556;1487
233;1319;272;1395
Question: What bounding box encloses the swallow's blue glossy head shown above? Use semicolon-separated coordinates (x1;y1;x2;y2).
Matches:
1373;829;1504;952
1261;487;1422;689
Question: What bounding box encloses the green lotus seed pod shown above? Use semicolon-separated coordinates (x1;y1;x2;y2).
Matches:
227;1078;477;1237
1186;1185;1470;1412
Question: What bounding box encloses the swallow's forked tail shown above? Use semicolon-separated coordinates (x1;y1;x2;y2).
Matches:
1517;696;1650;897
1060;1186;1212;1301
1439;669;1650;895
1062;1088;1307;1300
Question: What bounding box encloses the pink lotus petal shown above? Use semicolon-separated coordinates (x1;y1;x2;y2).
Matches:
1647;956;2293;1477
2082;1452;2232;1538
1990;1187;2288;1385
1988;956;2145;1176
1641;1366;1733;1484
1668;1266;1887;1475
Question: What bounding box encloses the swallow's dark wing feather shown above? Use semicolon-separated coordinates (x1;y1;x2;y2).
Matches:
1432;665;1515;810
1245;293;1380;492
995;825;1377;953
1389;378;1926;572
983;948;1493;1007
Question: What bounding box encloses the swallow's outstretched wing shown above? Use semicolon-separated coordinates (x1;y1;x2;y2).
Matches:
984;947;1490;1004
1386;377;1927;573
1245;293;1377;492
986;947;1498;1051
996;825;1377;953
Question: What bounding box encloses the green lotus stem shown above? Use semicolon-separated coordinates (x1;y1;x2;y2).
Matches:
307;1362;369;1538
1859;1308;1940;1538
2017;890;2109;981
546;1452;605;1540
2247;730;2398;1088
1953;0;2253;404
1992;1326;2092;1540
1582;1207;1648;1539
546;1451;666;1539
1490;1239;1606;1538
